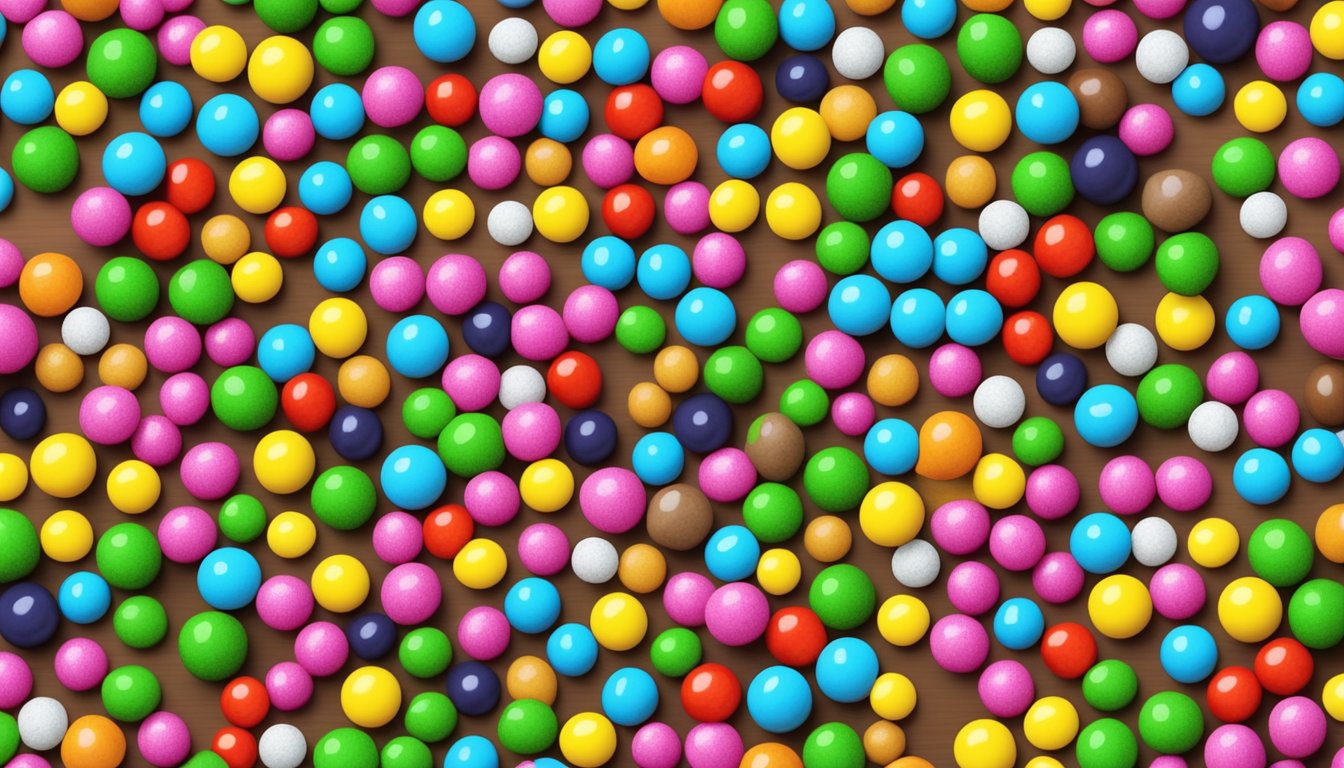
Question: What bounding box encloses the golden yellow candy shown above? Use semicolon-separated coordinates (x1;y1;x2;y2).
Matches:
311;554;370;613
765;182;822;240
231;252;284;304
1023;697;1078;751
771;108;831;170
253;430;316;495
229;157;286;215
860;482;924;547
954;719;1016;768
707;179;760;233
1188;517;1239;569
0;453;27;503
1155;293;1215;351
247;36;314;104
589;592;647;651
877;595;930;647
267;511;317;559
949;90;1012;153
533;186;590;243
105;460;160;515
971;453;1026;510
454;538;508;589
340;666;401;728
308;298;367;359
560;712;617;768
54;81;108;136
1217;576;1282;643
29;433;97;499
423;189;475;240
1087;574;1152;640
756;548;802;596
1233;80;1287;133
1053;282;1119;350
191;25;248;83
41;510;94;563
870;672;917;720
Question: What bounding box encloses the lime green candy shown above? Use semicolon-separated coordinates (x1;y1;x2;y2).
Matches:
347;135;411;195
957;14;1023;84
616;305;667;354
96;522;162;590
101;664;161;722
86;29;157;99
649;627;702;677
826;153;893;222
883;44;951;114
320;0;363;11
315;728;379;768
1095;212;1155;272
1136;364;1204;429
803;723;864;768
1082;659;1138;712
0;713;17;765
815;221;870;275
403;388;457;439
0;508;39;583
1138;691;1203;755
411;126;468;183
178;611;248;681
183;752;229;768
1011;151;1074;216
1211;137;1275;197
780;379;829;427
437;413;505;477
1012;416;1064;467
255;0;319;33
114;595;168;649
1288;578;1344;649
169;260;234;325
1154;232;1219;296
1247;519;1314;587
380;736;432;768
310;466;377;530
497;699;559;755
95;257;160;322
1076;718;1138;768
211;366;279;431
804;446;868;513
313;16;375;75
218;494;268;543
399;627;453;679
703;346;763;404
742;482;804;543
745;308;803;363
714;0;777;61
11;126;80;194
404;692;458;743
809;564;876;630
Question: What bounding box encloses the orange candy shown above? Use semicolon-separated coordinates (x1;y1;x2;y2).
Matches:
658;0;723;29
916;411;983;481
868;354;920;407
20;252;83;317
628;382;672;428
35;343;86;393
62;0;119;20
62;715;127;768
1317;504;1344;563
201;214;252;265
845;0;897;14
634;126;698;185
99;344;149;390
890;758;936;768
526;138;573;187
741;743;804;768
819;86;878;142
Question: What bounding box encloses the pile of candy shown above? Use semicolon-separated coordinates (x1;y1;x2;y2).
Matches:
1;0;1344;766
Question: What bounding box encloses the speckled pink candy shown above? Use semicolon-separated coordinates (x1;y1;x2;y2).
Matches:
1256;21;1312;82
1082;10;1138;63
372;510;424;563
157;505;216;564
22;11;84;69
179;441;241;500
262;109;316;162
468;136;522;190
697;447;757;503
132;415;182;467
1278;137;1340;200
663;571;714;627
78;385;141;445
119;0;164;30
1118;104;1174;156
255;575;314;632
511;304;569;361
703;582;769;646
442;354;501;412
1098;455;1156;514
0;650;33;706
563;284;619;343
499;251;552;304
989;514;1046;571
1149;563;1206;619
1205;351;1260;405
517;523;569;576
458;605;510;660
369;256;425;313
52;638;106;692
426;253;488;315
664;180;710;235
582;133;635;189
361;66;424;128
1025;464;1080;520
1260;236;1322;306
804;329;865;390
650;45;708;104
382;562;442;625
580;467;647;532
294;621;349;677
137;711;191;768
502;403;562;462
1156;456;1213;511
157;16;205;66
1302;289;1344;359
464;471;520;527
773;259;827;313
1033;552;1085;604
144;316;202;373
266;661;314;711
478;73;544;137
692;233;746;289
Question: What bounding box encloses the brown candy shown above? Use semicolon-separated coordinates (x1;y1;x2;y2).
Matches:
745;412;805;481
1306;363;1344;427
1256;0;1298;9
1141;169;1212;232
646;483;714;550
1068;68;1128;130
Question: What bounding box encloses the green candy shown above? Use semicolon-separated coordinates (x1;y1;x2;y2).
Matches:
703;346;764;404
803;723;864;768
310;466;377;530
211;366;279;431
184;752;229;768
1012;416;1064;467
745;308;803;363
742;482;805;543
86;29;157;99
780;379;829;426
169;260;234;325
1082;659;1139;712
815;222;870;275
313;16;375;75
714;0;777;61
320;0;363;11
437;413;505;477
1075;718;1138;768
649;627;702;677
1136;364;1204;429
347;135;411;195
1288;578;1344;649
12;126;79;194
95;257;160;322
0;509;39;583
403;388;456;439
825;153;893;222
1137;691;1203;754
1011;151;1074;216
956;14;1023;84
1211;137;1275;197
178;611;248;681
1094;212;1156;272
218;494;268;543
404;692;458;743
399;627;453;679
101;664;161;722
380;737;432;768
1247;519;1314;587
497;699;558;755
804;447;868;513
114;595;168;649
615;305;666;354
315;728;379;768
883;44;951;114
96;523;161;590
411;126;468;182
0;713;17;765
255;0;319;32
1154;232;1219;296
809;564;875;630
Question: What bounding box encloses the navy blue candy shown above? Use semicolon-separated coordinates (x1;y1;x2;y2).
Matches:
0;582;59;648
673;393;733;453
1183;0;1258;65
346;612;397;660
1070;136;1138;206
328;405;383;461
445;660;500;716
1036;353;1089;406
0;387;45;440
775;54;829;103
564;410;617;466
463;301;512;358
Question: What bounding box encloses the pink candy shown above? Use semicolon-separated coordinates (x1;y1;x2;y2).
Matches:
468;136;523;190
1156;456;1213;511
499;250;552;304
294;621;349;678
457;606;510;660
1278;138;1340;200
511;304;569;361
0;650;33;706
255;575;314;632
362;66;424;128
427;253;488;315
1256;21;1313;82
502;403;562;462
704;582;769;646
463;471;520;527
582;134;635;189
773;259;827;313
179;441;240;500
930;500;990;555
1244;389;1300;448
52;638;106;692
1025;464;1080;520
1301;289;1344;359
988;514;1046;571
478;73;544;137
929;614;989;674
1118;104;1174;156
266;661;314;711
631;722;682;768
697;447;756;503
650;45;707;104
692;233;746;289
369;255;426;313
946;561;999;616
663;571;713;627
1082;10;1138;63
138;711;192;768
157;505;217;564
22;11;84;70
78;385;141;445
977;659;1035;718
443;354;502;412
563;284;619;343
1261;236;1323;306
517;523;569;576
580;467;647;532
1033;552;1085;604
664;180;710;235
928;343;982;398
1098;455;1156;515
804;330;865;390
1206;351;1260;405
1150;563;1206;619
0;304;38;375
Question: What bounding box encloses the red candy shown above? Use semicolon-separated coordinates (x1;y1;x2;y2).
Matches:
605;84;664;141
423;504;474;560
701;61;763;123
165;158;216;214
1040;622;1096;679
985;249;1041;308
426;74;477;127
1002;310;1053;366
1254;637;1313;696
547;351;602;410
1207;666;1262;723
892;172;944;226
132;201;190;261
280;373;336;433
764;607;827;667
1033;214;1094;278
680;662;741;722
212;726;258;768
220;676;269;728
265;206;319;259
602;184;656;240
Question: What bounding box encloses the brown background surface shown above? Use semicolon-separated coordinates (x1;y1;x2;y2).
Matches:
2;0;1343;765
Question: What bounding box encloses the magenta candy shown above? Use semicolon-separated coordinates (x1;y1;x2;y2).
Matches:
804;329;865;389
1025;464;1080;520
1205;351;1260;405
463;471;520;527
580;467;647;533
831;392;875;436
382;562;442;626
499;250;552;304
697;447;757;503
120;0;165;29
266;661;314;712
683;723;743;768
179;442;240;500
542;0;602;27
372;511;424;564
1032;552;1085;604
457;605;511;661
51;638;106;693
70;187;130;247
1150;758;1189;768
1301;289;1344;359
928;342;982;398
205;317;257;367
664;180;710;235
160;371;210;426
442;354;502;412
78;385;141;445
0;239;21;288
581;133;635;189
468;135;523;190
144;316;202;373
631;722;682;768
1260;237;1322;306
663;571;714;627
362;66;424;128
6;756;50;768
929;613;990;673
1118;103;1174;156
369;255;426;313
945;561;1000;616
1098;455;1156;514
502;402;563;462
0;304;38;374
479;73;544;137
773;259;827;313
0;650;33;706
1243;389;1300;448
138;711;191;767
692;233;746;289
930;499;991;555
158;15;206;66
0;0;45;23
989;514;1046;571
1278;138;1340;200
1205;724;1266;768
1271;762;1306;768
563;284;619;343
1268;696;1327;758
132;415;183;467
262;109;317;162
156;505;217;564
511;304;569;361
1155;456;1213;511
1132;0;1186;18
517;523;570;576
254;574;314;632
1331;208;1344;254
977;659;1035;718
704;582;769;646
1082;10;1139;63
370;0;419;15
1149;563;1206;620
1256;21;1312;82
294;621;349;677
651;45;708;105
426;253;488;315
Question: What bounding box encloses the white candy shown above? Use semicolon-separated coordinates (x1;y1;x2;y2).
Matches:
488;200;533;247
1135;30;1189;84
1240;191;1287;239
1131;516;1178;567
1026;27;1076;75
61;306;110;356
1188;401;1239;452
891;539;940;588
488;18;538;65
978;199;1030;251
571;537;619;584
831;26;884;81
973;375;1026;429
17;697;67;751
499;364;546;410
1105;323;1159;377
259;724;307;768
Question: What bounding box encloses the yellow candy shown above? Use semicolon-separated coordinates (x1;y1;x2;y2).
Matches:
756;548;802;596
764;182;822;240
41;510;94;563
423;189;475;240
971;453;1025;510
859;482;924;547
191;25;248;83
1188;517;1239;568
267;511;317;559
538;30;592;84
54;81;108;136
876;595;930;647
590;592;647;651
253;430;316;495
1233;80;1287;133
231;251;283;304
1053;282;1119;349
870;672;917;720
1024;759;1066;768
311;554;370;613
1217;576;1282;643
771;107;831;170
29;433;96;499
105;460;160;515
949;90;1012;153
608;0;648;8
533;186;590;243
0;453;27;502
1087;574;1152;640
954;719;1016;768
962;0;1012;9
1314;2;1344;59
1323;673;1344;721
1155;292;1215;351
1024;0;1070;20
229;157;286;215
520;458;575;512
340;666;402;728
560;712;617;768
308;298;367;359
1023;696;1079;751
454;538;508;589
247;36;314;104
707;180;760;233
